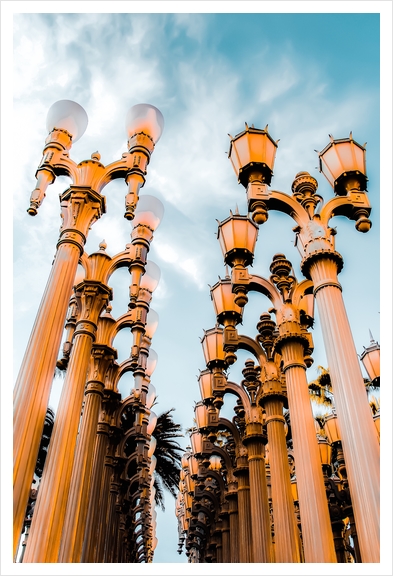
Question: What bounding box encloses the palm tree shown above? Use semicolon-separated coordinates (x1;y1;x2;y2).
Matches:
308;365;334;412
152;408;184;511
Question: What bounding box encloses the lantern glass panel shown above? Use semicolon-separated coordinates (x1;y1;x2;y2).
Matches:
190;430;203;454
198;370;213;401
324;413;341;444
361;347;380;382
188;454;199;477
201;328;225;365
195;402;209;429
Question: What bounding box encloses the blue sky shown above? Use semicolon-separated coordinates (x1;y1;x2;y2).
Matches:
3;2;392;574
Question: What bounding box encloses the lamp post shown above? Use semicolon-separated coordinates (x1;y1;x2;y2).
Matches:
13;100;164;558
228;124;379;562
217;211;336;562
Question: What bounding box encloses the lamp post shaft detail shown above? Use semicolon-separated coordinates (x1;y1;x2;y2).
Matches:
23;280;110;562
244;425;273;563
306;256;380;562
13;187;105;557
59;347;115;562
281;342;337;562
264;400;301;563
234;461;253;562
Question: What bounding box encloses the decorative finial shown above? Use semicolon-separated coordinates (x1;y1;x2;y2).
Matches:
99;239;107;251
91;151;101;161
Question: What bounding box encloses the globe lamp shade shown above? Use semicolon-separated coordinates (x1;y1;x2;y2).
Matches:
126;103;164;144
145;309;159;340
140;261;161;293
133;195;164;231
46;100;88;142
146;350;158;378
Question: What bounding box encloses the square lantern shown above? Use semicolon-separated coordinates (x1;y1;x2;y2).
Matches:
324;411;341;445
228;124;278;188
190;430;203;455
298;291;315;328
317;435;332;467
201;327;226;369
217;213;259;268
210;277;243;326
198;370;214;403
318;133;367;195
360;338;380;385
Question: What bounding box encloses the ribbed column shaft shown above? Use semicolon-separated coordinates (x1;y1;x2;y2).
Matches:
227;495;239;563
265;399;301;563
235;466;253;562
13;241;80;557
310;258;380;562
215;530;223;563
282;341;336;562
246;435;272;562
94;453;115;562
103;479;120;563
220;514;230;563
81;423;110;562
23;331;95;562
58;381;104;562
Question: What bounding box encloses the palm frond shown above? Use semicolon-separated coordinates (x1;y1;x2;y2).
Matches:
153;408;184;508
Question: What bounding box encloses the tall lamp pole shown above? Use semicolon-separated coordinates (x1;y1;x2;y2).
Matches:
228;125;379;562
13;100;164;558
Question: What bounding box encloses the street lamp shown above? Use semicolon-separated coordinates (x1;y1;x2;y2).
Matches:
227;122;379;563
15;99;164;561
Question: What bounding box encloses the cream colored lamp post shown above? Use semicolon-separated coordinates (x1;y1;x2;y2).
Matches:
228;126;379;563
216;226;336;562
13;100;164;558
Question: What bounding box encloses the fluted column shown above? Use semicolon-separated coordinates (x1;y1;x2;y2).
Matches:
226;482;239;563
24;284;110;562
59;347;115;562
220;509;230;563
94;449;117;562
13;188;105;556
215;524;223;563
244;423;272;563
81;393;119;562
264;398;301;562
307;255;380;562
280;338;336;562
103;473;121;562
234;458;253;563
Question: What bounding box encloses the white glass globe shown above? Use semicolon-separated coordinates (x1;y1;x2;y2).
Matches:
140;261;161;293
146;351;158;378
145;309;159;340
132;195;164;231
125;103;164;143
46;100;88;142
